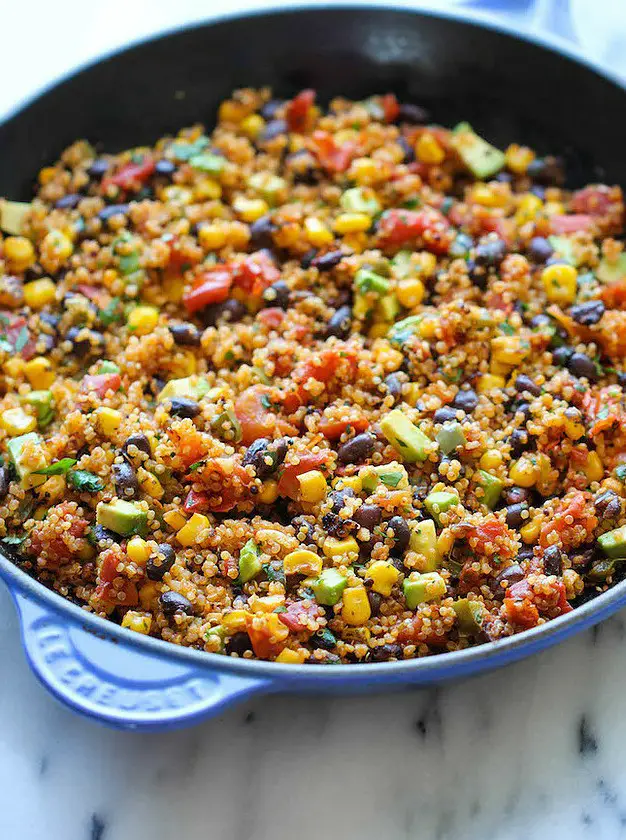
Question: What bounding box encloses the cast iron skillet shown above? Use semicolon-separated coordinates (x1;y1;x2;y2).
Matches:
1;5;625;731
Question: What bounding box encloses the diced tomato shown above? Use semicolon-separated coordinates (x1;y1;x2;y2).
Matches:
293;347;358;401
102;157;155;192
168;425;209;470
233;251;280;297
29;502;88;567
601;278;626;309
539;491;596;550
278;599;324;633
277;451;332;499
469;517;516;560
183;489;210;514
318;414;369;441
570;185;617;217
221;554;239;579
381;93;400;123
550;214;594;235
234;385;298;446
94;549;139;609
183;266;234;314
309;130;356;173
166;235;203;272
0;313;36;360
81;373;121;398
503;588;540;629
285;89;316;133
582;387;624;436
377;207;453;254
257;307;285;330
245;612;289;659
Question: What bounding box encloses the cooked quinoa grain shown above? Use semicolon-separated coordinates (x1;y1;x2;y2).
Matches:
1;87;626;663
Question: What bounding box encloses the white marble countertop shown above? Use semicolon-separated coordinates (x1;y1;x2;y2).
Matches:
2;2;626;839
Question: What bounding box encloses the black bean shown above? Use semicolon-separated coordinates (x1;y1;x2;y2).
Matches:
433;406;457;424
543;545;562;576
512;400;531;420
112;461;139;497
552;345;574;366
509;428;529;458
352;503;382;531
98;204;129;222
388;516;410;555
326;305;352;339
261;119;287;141
87;159;110;179
505;503;527;529
291;515;316;545
495;171;513;184
55;194;81;210
249;214;276;249
369;643;403;662
146;544;176;581
452;389;479;413
39;312;60;333
467;259;488;290
154;159;176;176
169;323;201;347
169;397;200;419
397;136;415;163
160;590;194;616
260;99;284;120
501;485;531;506
595;491;622;519
527;156;564;186
300;248;318;269
122;433;151;459
322;511;351;539
515;374;541;397
567;352;598;382
330;488;355;512
384;373;403;404
517;545;535;563
367;591;382;616
224;631;251;655
530;313;552;330
474;238;507;267
262;281;290;309
0;466;9;499
337;433;375;465
242;438;288;478
311;629;337;651
92;523;121;544
201;298;247;327
398;103;429;124
312;250;344;271
494;563;524;592
66;327;105;357
528;236;554;263
570;300;605;326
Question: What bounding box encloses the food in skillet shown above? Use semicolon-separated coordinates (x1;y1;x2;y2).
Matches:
0;87;625;664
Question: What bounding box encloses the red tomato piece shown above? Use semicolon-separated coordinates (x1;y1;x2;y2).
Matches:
550;214;594;235
0;313;36;360
469;517;516;559
600;278;626;309
234;385;298;446
318;415;369;441
377;207;453;254
277;451;332;499
309;130;356;173
94;549;139;609
233;252;280;297
503;592;540;629
183;489;210;514
81;373;121;398
294;347;358;396
285;89;316;133
381;93;400;123
103;157;155;192
278;600;323;633
570;185;615;217
245;613;288;659
257;308;285;330
183;267;234;314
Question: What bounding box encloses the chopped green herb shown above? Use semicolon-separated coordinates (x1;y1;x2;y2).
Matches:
68;470;104;493
34;458;78;476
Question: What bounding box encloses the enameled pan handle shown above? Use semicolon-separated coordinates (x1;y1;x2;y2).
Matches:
9;588;272;730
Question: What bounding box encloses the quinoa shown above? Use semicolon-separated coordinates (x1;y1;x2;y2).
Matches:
0;87;625;664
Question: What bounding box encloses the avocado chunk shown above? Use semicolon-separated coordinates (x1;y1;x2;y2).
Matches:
96;500;148;537
424;490;459;526
451;122;505;179
403;571;446;609
158;376;211;402
7;432;47;489
436;421;466;456
98;360;120;375
20;390;55;429
391;250;413;279
340;187;381;216
409;519;440;571
360;463;409;492
380;409;435;463
598;525;626;559
312;568;347;606
597;253;626;284
355;268;390;296
377;292;400;323
387;315;423;347
548;235;577;266
453;598;487;634
0;200;31;235
238;538;262;583
475;470;504;509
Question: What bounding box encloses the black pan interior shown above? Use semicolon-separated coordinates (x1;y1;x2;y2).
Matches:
0;7;624;199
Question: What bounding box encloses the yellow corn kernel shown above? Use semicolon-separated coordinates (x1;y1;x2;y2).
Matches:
162;273;185;303
164;509;187;531
368;322;390;339
138;468;164;500
276;648;307;664
415;132;445;165
333;213;372;234
367;560;399;596
520;518;541;544
509;456;539;488
122;611;152;635
342;586;371;626
162;185;193;205
470;184;507;208
138;582;159;610
35;474;66;502
4;236;35;272
515;194;543;226
563;407;585;441
418;316;439;340
176;512;210;547
297;469;328;503
218;99;249;124
491;335;530;367
396;277;425;309
24;357;54;389
349;157;378;185
542;263;578;305
4;358;25;378
198;223;228;251
1;407;36;436
304;216;334;248
323;537;359;558
95;407;122;436
584;451;603;483
222;610;250;632
404;382;421;407
127;305;159;335
38;167;57;185
283;549;322;576
416;251;437;277
250;594;285;614
334;475;362;493
544;201;565;217
233;196;269;222
258;479;279;504
23;277;56;310
193;178;222;201
505;143;535;174
42;229;73;261
240;113;265;139
477;373;506;393
127;535;150;566
480;449;503;470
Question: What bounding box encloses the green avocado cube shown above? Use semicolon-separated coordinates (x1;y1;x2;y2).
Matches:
391;250;413;279
436;421;466;455
360;464;408;493
158;376;211;402
598;525;626;559
380;409;435;463
0;200;31;235
547;235;577;266
20;390;55;429
312;568;347;606
453;598;487;634
451;122;505;180
387;314;423;347
99;360;120;374
340;187;381;216
424;490;459;526
597;253;626;284
377;292;400;323
403;572;446;609
475;470;504;509
409;519;440;571
355;268;390;296
96;500;148;537
238;538;262;583
7;431;47;488
189;153;226;174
